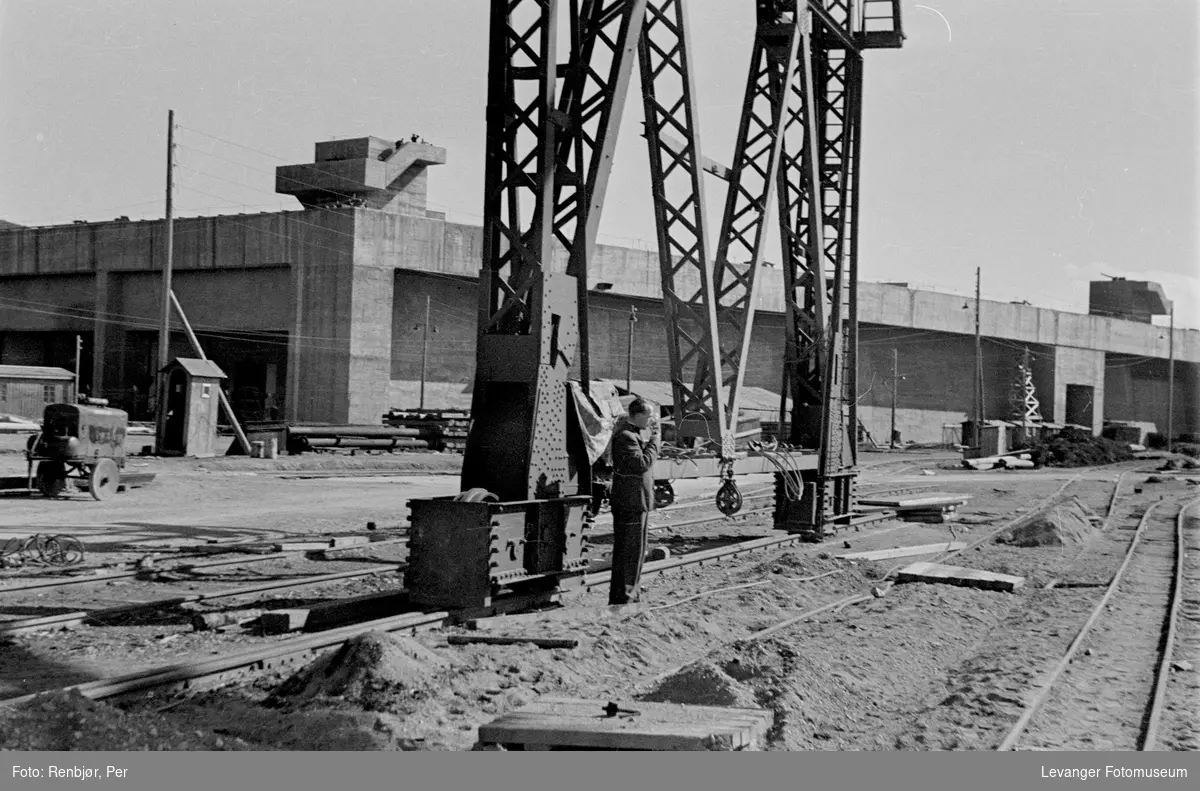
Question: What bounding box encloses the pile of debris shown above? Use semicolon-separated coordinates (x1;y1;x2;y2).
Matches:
994;497;1099;547
0;690;241;751
269;632;451;709
1023;428;1133;468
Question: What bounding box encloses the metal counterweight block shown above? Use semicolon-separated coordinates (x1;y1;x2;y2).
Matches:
773;469;858;540
407;495;592;610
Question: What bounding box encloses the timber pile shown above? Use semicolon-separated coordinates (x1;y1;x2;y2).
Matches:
285;414;468;454
382;409;470;453
856;492;972;524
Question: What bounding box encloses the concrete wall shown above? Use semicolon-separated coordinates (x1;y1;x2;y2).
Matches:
0;274;95;330
2;206;1196;435
1104;357;1200;436
857;283;1199;364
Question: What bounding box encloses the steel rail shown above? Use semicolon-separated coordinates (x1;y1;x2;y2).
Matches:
0;475;1081;710
1142;495;1200;751
994;495;1193;752
0;537;408;595
0;510;902;708
636;475;1089;697
0;529;837;708
0;608;449;710
0;564;406;637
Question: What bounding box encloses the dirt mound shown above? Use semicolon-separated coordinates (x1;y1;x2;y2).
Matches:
640;661;758;708
271;632;451;707
750;551;838;577
994;497;1096;547
0;689;241;750
1025;429;1133;468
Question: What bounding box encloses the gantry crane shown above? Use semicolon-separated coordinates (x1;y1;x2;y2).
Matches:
406;0;903;610
641;0;903;536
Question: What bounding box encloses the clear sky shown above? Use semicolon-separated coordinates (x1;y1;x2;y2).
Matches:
1;0;1196;327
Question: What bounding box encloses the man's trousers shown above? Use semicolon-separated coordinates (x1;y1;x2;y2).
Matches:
609;510;649;605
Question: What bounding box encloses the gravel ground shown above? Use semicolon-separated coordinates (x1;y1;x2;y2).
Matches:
5;449;1195;751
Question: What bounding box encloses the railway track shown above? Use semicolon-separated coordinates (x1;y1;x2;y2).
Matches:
0;482;923;603
996;493;1200;751
0;479;1068;711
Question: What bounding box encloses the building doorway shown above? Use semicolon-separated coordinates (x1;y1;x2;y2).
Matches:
1065;384;1094;429
162;369;188;453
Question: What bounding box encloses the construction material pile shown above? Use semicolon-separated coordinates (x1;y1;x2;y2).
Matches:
0;690;241;750
1022;428;1133;468
383;409;470;453
286;411;470;455
270;632;451;708
994;496;1098;547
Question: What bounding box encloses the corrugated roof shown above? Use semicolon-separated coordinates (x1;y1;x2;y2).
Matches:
0;365;75;381
600;379;782;413
161;358;227;379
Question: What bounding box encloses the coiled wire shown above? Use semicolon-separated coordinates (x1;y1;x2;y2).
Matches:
0;534;85;568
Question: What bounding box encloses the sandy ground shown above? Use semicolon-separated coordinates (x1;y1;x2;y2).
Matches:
2;436;1196;751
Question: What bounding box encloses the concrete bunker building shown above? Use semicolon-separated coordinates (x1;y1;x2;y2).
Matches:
0;136;1196;444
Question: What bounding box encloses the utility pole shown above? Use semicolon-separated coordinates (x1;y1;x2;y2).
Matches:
890;348;899;449
158;110;176;393
626;305;638;392
973;267;983;448
74;335;82;401
419;295;431;411
155;110;176;455
1167;303;1175;453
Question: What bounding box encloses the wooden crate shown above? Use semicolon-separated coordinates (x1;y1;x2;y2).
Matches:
476;697;773;751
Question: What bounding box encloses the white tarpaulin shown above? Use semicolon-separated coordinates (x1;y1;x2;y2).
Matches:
568;380;625;466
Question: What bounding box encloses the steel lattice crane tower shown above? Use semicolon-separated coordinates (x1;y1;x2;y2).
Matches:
640;0;903;536
406;0;903;611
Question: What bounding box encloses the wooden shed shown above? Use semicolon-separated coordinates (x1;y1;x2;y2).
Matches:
0;365;76;420
157;358;227;458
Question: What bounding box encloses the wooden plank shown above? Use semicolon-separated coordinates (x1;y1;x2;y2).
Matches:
271;541;334;552
838;542;967;561
259;590;410;635
259;609;310;633
447;634;578;649
857;493;970;508
466;604;644;631
896;561;1025;592
477;697;772;751
327;536;369;548
191;609;264;631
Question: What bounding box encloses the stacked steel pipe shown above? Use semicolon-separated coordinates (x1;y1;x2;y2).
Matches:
382;409;470;453
285;411;470;455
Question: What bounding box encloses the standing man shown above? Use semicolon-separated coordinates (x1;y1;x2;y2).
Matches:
608;397;660;605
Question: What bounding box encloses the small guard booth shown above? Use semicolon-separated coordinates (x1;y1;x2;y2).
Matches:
156;358;226;458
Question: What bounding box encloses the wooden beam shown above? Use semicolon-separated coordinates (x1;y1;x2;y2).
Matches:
447;634;579;649
259;591;410;635
896;561;1025;592
838;542;967;561
477;697;772;751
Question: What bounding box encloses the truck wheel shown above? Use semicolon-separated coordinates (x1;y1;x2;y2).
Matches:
88;459;120;501
35;461;67;498
654;481;675;508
